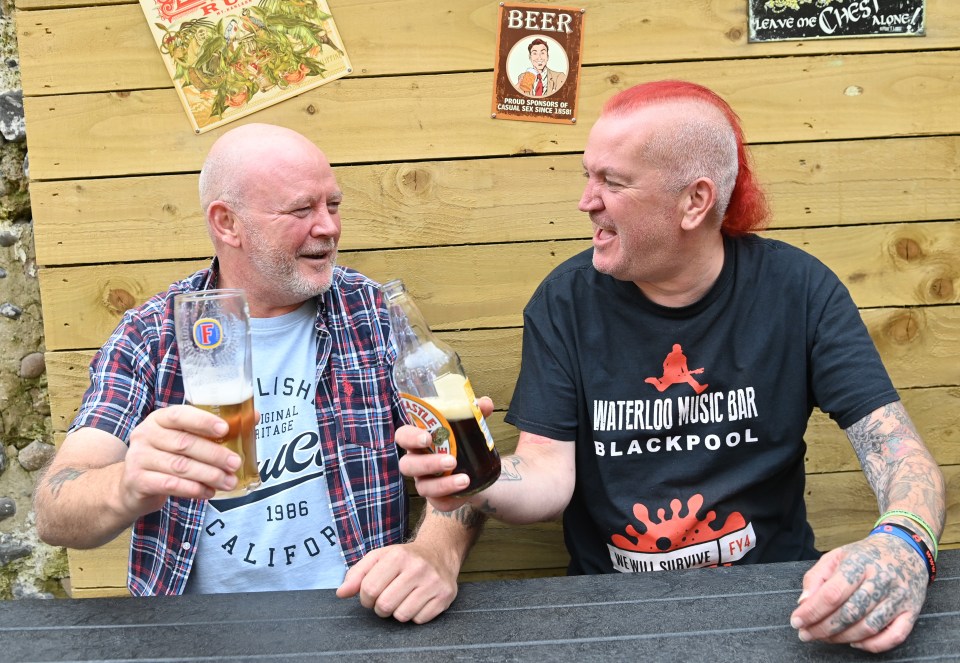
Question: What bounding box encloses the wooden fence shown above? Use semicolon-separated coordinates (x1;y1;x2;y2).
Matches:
16;0;959;597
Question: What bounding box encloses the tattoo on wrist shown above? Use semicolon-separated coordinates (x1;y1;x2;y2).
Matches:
48;467;86;498
431;505;486;529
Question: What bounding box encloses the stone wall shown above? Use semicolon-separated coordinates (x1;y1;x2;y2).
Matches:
0;0;69;599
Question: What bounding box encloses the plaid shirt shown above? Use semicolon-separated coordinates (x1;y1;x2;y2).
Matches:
70;263;408;596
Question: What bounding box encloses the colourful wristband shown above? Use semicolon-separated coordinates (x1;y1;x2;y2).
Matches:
874;510;939;559
870;522;936;583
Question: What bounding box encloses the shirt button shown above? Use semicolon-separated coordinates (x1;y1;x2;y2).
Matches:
182;541;192;551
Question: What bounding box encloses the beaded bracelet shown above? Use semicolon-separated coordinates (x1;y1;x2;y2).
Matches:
870;522;936;584
874;509;939;559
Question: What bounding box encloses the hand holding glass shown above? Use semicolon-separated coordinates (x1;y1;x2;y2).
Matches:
174;289;259;497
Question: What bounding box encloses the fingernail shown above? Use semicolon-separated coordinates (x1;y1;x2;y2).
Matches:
796;590;809;605
850;643;864;650
797;630;811;642
455;474;469;487
214;421;229;436
421;432;433;447
226;454;241;470
790;615;803;629
442;456;457;470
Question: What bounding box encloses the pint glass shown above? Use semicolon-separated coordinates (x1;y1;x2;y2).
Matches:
174;289;259;497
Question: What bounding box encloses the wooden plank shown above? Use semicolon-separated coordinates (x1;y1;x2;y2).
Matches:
36;245;577;351
31;154;586;266
46;329;525;432
30;136;960;267
67;535;129;596
803;387;960;473
23;51;960;180
36;224;960;351
862;306;960;390
64;507;567;597
808;464;960;551
46;329;959;465
56;394;960;473
18;1;960;95
65;463;958;596
16;0;128;10
768;221;960;309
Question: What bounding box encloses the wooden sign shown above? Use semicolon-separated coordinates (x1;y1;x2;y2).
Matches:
138;0;352;134
749;0;925;42
491;3;585;125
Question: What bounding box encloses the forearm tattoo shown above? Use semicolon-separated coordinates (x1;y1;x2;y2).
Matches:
430;504;486;530
47;467;87;499
845;401;945;533
500;456;522;481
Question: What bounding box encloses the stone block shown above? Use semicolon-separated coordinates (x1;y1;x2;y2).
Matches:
0;90;25;142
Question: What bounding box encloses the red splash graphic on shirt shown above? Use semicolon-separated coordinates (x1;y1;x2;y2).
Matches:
611;493;746;553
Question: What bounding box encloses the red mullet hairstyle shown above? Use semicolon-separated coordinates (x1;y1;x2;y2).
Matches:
602;80;770;236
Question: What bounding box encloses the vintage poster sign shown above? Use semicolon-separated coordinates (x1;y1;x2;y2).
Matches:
749;0;925;42
491;3;585;125
139;0;352;134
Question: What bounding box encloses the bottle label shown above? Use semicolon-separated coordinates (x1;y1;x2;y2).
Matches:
462;378;496;452
400;393;458;472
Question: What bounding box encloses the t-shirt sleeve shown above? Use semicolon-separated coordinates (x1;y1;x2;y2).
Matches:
505;291;580;440
808;273;899;430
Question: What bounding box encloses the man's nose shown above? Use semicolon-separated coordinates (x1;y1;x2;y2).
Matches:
309;210;339;236
578;181;601;212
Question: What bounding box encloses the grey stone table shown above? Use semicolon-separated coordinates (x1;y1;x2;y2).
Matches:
2;549;957;662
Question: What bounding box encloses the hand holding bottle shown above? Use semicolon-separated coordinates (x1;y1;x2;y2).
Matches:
383;279;501;498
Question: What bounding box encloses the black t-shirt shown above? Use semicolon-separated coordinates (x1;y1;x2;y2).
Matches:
505;235;898;575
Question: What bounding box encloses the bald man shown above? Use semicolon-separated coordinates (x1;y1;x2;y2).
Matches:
35;124;482;623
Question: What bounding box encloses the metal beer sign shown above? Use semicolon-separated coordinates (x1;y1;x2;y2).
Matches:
491;3;585;125
749;0;925;42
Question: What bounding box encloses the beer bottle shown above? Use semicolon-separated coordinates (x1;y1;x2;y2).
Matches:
382;279;501;496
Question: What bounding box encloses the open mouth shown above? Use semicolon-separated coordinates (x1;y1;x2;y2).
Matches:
593;224;617;246
298;244;336;263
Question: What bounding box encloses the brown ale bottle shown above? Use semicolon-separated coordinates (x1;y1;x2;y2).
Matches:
382;279;501;496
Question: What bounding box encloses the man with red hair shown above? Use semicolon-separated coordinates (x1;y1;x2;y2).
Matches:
399;80;945;653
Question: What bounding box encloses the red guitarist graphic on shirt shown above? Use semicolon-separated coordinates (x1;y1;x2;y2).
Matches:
644;343;708;394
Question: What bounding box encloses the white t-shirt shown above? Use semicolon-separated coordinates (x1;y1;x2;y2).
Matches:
185;302;348;593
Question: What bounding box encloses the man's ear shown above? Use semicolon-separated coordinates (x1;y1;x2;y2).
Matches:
679;178;718;231
207;201;242;248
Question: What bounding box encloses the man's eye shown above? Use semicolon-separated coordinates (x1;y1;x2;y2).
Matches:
327;203;341;215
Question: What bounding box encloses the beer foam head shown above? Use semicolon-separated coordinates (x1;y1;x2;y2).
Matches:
185;379;253;406
425;373;475;420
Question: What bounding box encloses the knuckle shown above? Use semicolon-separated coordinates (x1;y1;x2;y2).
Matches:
169;454;192;475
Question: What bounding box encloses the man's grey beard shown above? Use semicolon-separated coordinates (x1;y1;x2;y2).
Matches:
243;222;338;301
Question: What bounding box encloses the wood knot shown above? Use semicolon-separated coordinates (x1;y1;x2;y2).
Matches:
894;237;923;261
883;311;921;344
398;167;433;196
306;104;317;115
105;288;136;315
607;74;621;85
928;276;955;301
162;203;178;215
725;27;743;41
